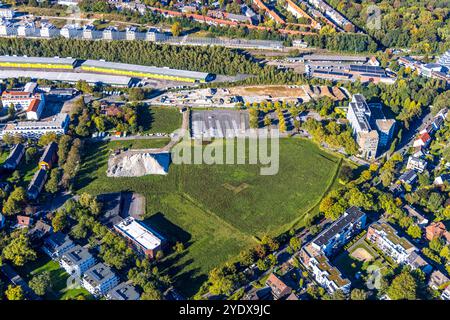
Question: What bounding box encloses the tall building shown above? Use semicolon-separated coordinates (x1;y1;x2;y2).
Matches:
347;94;395;160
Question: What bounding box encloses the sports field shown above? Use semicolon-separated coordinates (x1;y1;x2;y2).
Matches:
76;138;341;296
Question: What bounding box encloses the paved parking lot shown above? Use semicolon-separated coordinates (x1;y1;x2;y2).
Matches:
191;110;249;139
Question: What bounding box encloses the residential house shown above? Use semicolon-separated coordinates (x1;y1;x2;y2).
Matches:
28;220;52;241
398;170;418;186
405;252;432;274
434;174;450;186
299;207;364;294
0;113;69;139
442;286;450;300
43;232;75;259
368;56;380;67
403;205;428;227
413;132;432;148
428;270;450;291
27;168;48;200
300;246;351;294
310;206;366;256
265;273;292;300
114;217;166;259
388;183;404;197
406;156;427;173
60;245;96;277
367;221;416;264
82;263;120;297
106;282;140;300
39;141;58;170
17;215;33;227
2;144;25;170
425;222;447;241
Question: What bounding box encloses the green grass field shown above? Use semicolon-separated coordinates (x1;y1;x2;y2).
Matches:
139;106;182;134
76;138;341;296
19;255;93;300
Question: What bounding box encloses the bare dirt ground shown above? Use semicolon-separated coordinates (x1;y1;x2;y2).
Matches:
350;247;374;262
229;85;310;101
229;85;347;102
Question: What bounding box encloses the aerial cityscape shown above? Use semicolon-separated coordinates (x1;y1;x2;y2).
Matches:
0;0;448;309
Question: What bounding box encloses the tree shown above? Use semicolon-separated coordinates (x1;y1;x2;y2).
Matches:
171;22;182;36
407;224;422;239
2;233;37;266
38;132;57;147
52;210;68;232
2;187;26;215
427;193;444;212
173;242;185;253
5;285;24;300
128;88;145;101
141;283;163;300
350;288;368;300
25;147;37;163
57;135;72;166
289;237;302;251
387;270;417;300
29;271;52;296
45;169;60;194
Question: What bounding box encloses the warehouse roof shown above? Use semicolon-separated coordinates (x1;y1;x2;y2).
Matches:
82;59;211;81
0;70;132;86
0;55;77;66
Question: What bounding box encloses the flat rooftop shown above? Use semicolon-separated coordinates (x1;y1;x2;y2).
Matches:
114;217;164;251
0;55;77;65
313;206;365;248
82;59;210;81
0;70;132;86
191;110;249;139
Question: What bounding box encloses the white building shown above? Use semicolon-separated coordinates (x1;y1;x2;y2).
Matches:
367;222;416;264
437;50;450;70
107;283;140;300
300;247;351;294
60;24;81;38
82;24;95;39
1;113;70;139
125;26;137;40
40;23;58;38
0;19;14;36
441;286;450;300
0;7;15;19
17;22;35;37
406;156;427;173
0;213;4;229
43;233;75;260
82;263;119;297
60;245;96;277
347;94;379;159
114;217;166;259
102;26;118;40
1;91;45;120
58;0;79;5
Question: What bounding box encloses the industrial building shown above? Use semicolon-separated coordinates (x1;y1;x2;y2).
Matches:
0;70;133;87
80;59;213;83
0;55;77;70
114;217;166;259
